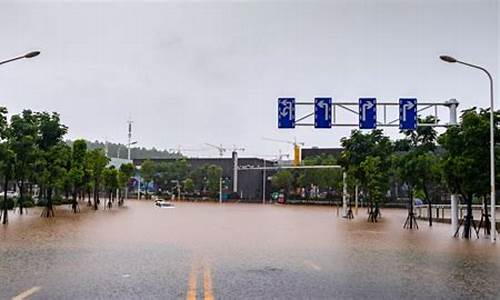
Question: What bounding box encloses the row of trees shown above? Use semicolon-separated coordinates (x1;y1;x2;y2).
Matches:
139;159;223;198
0;107;136;224
271;108;499;238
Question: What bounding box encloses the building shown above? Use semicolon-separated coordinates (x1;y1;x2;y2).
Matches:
132;156;277;201
301;147;343;161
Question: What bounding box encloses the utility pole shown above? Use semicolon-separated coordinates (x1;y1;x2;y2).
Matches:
127;118;133;161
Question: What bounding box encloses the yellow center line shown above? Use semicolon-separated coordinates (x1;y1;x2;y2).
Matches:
186;263;198;300
203;263;214;300
12;286;41;300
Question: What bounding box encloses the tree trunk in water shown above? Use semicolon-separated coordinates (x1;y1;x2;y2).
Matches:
107;190;112;209
18;181;24;215
42;188;55;218
428;202;433;227
93;182;99;210
463;198;473;239
87;189;92;207
2;177;9;224
483;198;491;235
72;188;79;213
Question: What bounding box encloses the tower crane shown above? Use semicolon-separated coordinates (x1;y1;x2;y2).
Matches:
168;145;208;156
204;143;245;193
262;137;305;166
205;143;227;157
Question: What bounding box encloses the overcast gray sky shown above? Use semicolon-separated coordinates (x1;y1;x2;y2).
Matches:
0;0;498;158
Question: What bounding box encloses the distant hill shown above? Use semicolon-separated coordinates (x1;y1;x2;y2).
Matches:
66;140;182;160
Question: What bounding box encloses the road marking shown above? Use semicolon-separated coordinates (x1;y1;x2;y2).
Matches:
12;286;41;300
186;263;198;300
203;263;214;300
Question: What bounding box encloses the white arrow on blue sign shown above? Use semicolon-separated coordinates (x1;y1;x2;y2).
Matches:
314;97;332;128
359;98;376;129
399;98;417;130
278;98;295;128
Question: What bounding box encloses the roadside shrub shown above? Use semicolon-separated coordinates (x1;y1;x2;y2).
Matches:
0;198;15;210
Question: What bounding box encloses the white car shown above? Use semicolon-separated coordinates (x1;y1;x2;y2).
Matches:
155;200;174;208
5;191;19;199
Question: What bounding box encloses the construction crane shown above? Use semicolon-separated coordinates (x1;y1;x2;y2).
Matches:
262;137;305;166
247;151;290;165
205;143;227;157
168;145;208;156
204;143;245;193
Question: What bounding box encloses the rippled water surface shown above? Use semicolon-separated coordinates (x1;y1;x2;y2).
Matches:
1;200;499;299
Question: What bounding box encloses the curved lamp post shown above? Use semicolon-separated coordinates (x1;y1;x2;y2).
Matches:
0;51;40;66
440;55;496;243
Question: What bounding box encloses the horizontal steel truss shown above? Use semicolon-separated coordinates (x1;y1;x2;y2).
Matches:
294;99;459;128
238;165;342;171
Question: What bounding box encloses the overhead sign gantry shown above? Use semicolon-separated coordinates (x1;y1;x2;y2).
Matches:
278;97;458;130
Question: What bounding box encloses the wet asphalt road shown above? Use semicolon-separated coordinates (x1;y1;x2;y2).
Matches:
1;200;499;299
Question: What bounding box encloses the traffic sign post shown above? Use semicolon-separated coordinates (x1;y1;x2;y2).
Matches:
399;98;417;130
314;97;332;128
278;98;295;128
359;98;376;129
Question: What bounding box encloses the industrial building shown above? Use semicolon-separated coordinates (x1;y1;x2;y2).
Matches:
132;156;277;201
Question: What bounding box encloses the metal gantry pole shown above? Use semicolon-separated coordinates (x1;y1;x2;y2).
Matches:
263;159;266;204
342;172;347;217
219;177;222;204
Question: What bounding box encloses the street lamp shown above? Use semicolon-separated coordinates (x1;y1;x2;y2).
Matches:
0;51;40;65
440;55;496;243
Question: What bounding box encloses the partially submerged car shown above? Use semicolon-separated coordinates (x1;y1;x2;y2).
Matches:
154;200;174;208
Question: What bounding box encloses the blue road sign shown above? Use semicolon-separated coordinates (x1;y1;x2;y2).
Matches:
278;98;295;128
314;98;332;128
359;98;376;129
399;98;417;130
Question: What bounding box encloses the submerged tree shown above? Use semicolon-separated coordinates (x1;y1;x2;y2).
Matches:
118;163;135;205
67;139;87;213
140;160;155;199
439;108;500;238
394;116;442;227
340;129;393;220
103;166;119;209
37;112;68;217
9;110;38;215
0;106;15;224
87;148;109;210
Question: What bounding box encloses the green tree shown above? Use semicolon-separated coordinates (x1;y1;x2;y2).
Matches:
189;164;223;195
36;112;69;217
340;129;393;212
9;110;38;215
439;108;500;238
271;170;294;196
394;116;442;226
140;160;156;199
118;163;135;205
103;166;119;209
361;156;389;221
183;178;195;194
298;154;342;199
87;148;110;210
0;107;15;224
65;139;87;213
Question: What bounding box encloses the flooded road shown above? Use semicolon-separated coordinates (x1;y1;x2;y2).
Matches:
1;200;499;299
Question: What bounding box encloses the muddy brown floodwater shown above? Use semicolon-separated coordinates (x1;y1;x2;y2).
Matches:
1;200;499;299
